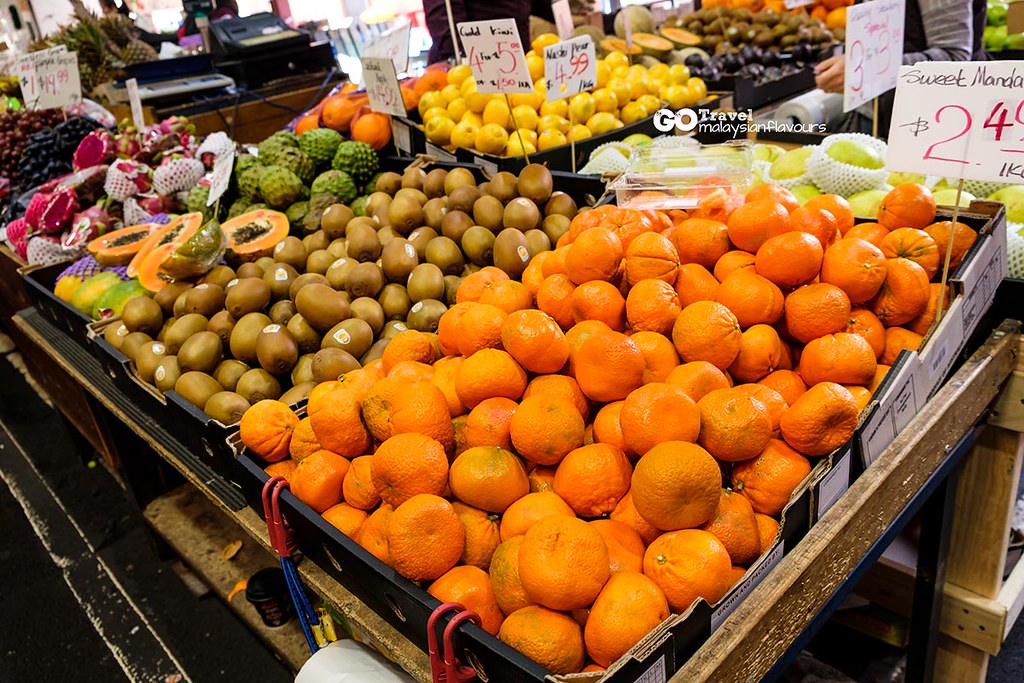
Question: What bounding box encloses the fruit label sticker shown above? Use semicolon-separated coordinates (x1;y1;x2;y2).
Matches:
275;268;290;281
405;243;416;259
411;302;424;314
362;57;407;118
457;19;534;94
516;245;530;262
363;19;411;74
17;47;82;110
552;0;573;41
886;61;1024;183
843;0;905;112
262;324;281;334
205;131;235;206
334;329;351;344
154;366;166;382
543;36;597;102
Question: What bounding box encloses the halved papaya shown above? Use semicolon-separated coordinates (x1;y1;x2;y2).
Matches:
222;209;290;264
88;223;161;266
126;221;180;278
135;213;205;292
160;215;227;280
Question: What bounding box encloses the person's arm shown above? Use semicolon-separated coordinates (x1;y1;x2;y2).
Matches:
903;0;973;64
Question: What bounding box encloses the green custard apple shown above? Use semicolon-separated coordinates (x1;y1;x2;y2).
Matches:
332;141;380;186
311;170;358;205
298;128;344;169
271;146;316;185
286;201;309;230
228;197;251;219
350;195;370;217
259;165;307;209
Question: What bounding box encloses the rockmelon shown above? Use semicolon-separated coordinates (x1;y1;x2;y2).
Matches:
221;209;290;264
613;5;655;39
632;33;674;60
659;27;702;49
599;37;642;57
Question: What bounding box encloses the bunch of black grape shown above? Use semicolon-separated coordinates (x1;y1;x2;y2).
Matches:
15;116;106;191
0;108;64;180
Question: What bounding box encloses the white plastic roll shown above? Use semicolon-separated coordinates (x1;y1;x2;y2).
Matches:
773;90;844;128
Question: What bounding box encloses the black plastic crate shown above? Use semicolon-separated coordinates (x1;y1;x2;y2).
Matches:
20;261;91;346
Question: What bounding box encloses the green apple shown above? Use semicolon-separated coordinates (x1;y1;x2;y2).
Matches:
847;189;889;218
622;133;653;147
754;143;786;163
887;172;927;186
932;188;976;208
988;185;1024;223
791;184;822;205
770;147;813;180
826;139;885;170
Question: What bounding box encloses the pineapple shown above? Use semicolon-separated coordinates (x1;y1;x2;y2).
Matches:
121;38;158;65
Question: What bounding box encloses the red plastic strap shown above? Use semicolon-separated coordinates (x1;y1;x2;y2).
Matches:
261;476;296;558
443;610;481;683
428;602;465;683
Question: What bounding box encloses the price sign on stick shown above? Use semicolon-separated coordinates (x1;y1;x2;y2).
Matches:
544;36;597;102
457;19;533;94
205;133;236;207
887;61;1024;184
363;21;412;74
362;56;406;117
843;0;905;112
553;0;573;40
126;78;146;130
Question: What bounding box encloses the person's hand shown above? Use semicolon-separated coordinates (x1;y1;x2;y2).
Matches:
815;55;845;94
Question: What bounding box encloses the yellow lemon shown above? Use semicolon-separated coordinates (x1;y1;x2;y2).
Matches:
531;33;559;53
689;77;708;101
568;124;592;142
595;61;611;88
512;128;538;146
611;65;631;79
665;84;690;110
450;120;480;149
448;64;473;87
586;112;622;135
537;114;570;134
466;90;493;114
637;94;661;115
629;64;647;77
525;53;545;83
607;78;632;108
475;123;509;155
417;91;445;118
605;51;630;70
626;74;647;99
447;97;468;121
460;77;478;97
668;64;691;85
425;116;455;146
483;98;512;128
539;99;568;118
568;93;596;123
422;106;451;123
620;101;649;125
506;135;537;157
461;111;483;127
593;88;619;113
537;129;568;151
644;77;662;95
511;105;540;131
647;63;669;81
509;90;543;110
440;84;461;104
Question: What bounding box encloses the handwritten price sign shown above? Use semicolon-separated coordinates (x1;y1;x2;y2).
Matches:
363;20;411;75
457;19;533;94
544;36;597;102
362;56;406;117
17;47;81;111
552;0;573;40
843;0;904;112
205;132;236;207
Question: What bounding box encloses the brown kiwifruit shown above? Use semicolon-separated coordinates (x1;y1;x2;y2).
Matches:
322;318;374;358
472;195;504;233
406;227;438;260
302;230;330;254
273;236;308;270
380;238;419;283
493;228;532;278
327;238;348;259
177;330;223;374
311;347;360;383
235;262;264;279
280;381;316;407
443;275;462;306
345;262;385;299
378;283;412;321
121;297;163;336
406;299;447;332
444;167;476;195
503;197;541;231
387;195;424;236
349;297;385;336
524;229;552;256
425;236;465;276
173;289;190;318
181;283;225;318
229;312;272;364
214;359;250;391
268;300;297;326
120;331;153;361
255;256;276;271
256;323;299;375
235;368;282;403
478;181;491;194
345;222;383;262
154;282;192;316
286;313;323;354
401;167;426;190
262;263;299;300
174;372;223;409
326;257;357;290
288;272;328;301
377;226;397;247
104;321;130;349
375;171;402;195
153;356;181;393
423;168;448;198
361;338;390;364
441;210;473;242
164;314;208;354
542;214;571;245
395;187;428;206
207;310;236;346
407;263;445;303
488;171;519;203
199;265;236;290
203;391;250;425
347;216;378;232
321;204;354;239
367;192;392;226
295;283;351;332
447;184;481;214
517;163;553;204
462;263;481;276
224;277;271;318
422;197;448;230
135;341;169;383
544;191;577;218
461;226;496;266
383;320;410;339
291;354;315;385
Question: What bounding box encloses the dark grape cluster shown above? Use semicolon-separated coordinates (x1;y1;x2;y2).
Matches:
15;116;105;192
0;108;64;181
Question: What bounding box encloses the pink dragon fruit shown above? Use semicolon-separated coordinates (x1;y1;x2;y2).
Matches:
115;132;141;159
35;188;80;235
65;203;115;250
26;235;72;266
5;218;29;260
104;160;153;201
136;193;180;216
25;192;50;230
159;116;195;136
73;130;116;171
50;166;109;204
153;157;205;195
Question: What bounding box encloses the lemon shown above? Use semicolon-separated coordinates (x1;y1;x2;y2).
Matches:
586;112;622;135
605;51;630;70
568;93;596;123
637;94;661;115
611;65;631;80
539;99;568;118
511;105;540;131
475;123;509;155
417;91;445;118
460;111;483;127
628;64;647;77
626;75;647;99
690;77;708;101
460;77;478;97
512;128;538;145
537;114;570;134
422;106;451;123
595;61;611;88
531;33;559;53
447;64;473;87
450;120;480;149
466;90;493;114
665;84;690;110
620;101;649;125
510;90;543;110
537;129;568;151
525;53;545;83
644;77;662;96
593;88;619;113
425;116;455;146
568;124;592;142
447;97;468;121
647;63;669;81
506;135;537;157
483;99;512;128
668;64;691;85
440;84;461;104
607;78;632;108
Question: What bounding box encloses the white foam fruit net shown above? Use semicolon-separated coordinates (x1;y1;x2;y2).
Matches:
963;179;1007;199
807;133;888;196
1008;222;1024;279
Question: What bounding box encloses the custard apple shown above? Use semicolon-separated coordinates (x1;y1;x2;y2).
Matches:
298;128;343;169
238;165;263;201
303;192;340;233
259;165;306;209
351;195;369;217
228;198;251;219
310;170;358;205
332;141;379;186
286;201;309;231
235;154;258;179
271;146;316;185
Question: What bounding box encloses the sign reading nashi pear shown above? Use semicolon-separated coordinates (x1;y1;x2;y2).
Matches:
457;19;533;94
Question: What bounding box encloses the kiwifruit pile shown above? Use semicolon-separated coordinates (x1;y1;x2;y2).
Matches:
101;163;579;426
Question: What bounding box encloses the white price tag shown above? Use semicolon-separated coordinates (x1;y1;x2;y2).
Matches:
16;46;78;110
784;0;815;8
544;36;597;102
391;119;412;154
553;0;574;40
205;132;235;207
887;61;1024;184
363;20;411;74
457;19;533;94
126;78;146;129
843;0;905;112
362;56;406;117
